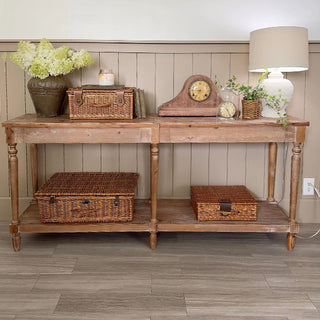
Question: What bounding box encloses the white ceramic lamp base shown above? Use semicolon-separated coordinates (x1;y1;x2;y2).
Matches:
261;70;293;118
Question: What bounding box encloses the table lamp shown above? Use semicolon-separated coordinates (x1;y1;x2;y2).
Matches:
249;26;309;118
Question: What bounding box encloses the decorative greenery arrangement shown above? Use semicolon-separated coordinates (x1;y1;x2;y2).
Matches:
224;73;266;101
215;71;289;126
264;90;289;126
10;39;93;79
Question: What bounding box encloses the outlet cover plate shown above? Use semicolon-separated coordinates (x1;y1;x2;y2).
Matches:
303;178;315;195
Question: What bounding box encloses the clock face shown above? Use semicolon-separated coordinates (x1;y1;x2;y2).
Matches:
218;101;236;118
188;80;211;102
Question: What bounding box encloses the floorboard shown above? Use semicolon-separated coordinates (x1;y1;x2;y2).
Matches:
0;222;319;319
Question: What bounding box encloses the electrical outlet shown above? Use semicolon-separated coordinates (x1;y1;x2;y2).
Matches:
303;178;315;195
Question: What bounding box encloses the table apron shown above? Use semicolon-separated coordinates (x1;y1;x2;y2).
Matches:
159;126;297;143
7;127;153;144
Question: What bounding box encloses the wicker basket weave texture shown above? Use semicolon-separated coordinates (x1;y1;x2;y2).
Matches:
35;172;139;223
242;100;261;120
191;185;257;221
67;88;134;120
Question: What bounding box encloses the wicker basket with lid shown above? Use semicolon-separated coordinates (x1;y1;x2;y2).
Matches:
67;85;134;120
191;185;257;221
35;172;139;223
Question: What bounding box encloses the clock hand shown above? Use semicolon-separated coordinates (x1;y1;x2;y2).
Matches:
194;91;201;98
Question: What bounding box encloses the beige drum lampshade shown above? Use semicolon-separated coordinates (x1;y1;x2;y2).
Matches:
249;26;309;72
249;26;309;118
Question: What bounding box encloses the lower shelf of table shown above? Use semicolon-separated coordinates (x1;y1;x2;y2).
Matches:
156;200;298;233
17;199;298;234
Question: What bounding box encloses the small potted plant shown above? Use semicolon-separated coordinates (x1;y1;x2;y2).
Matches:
10;39;93;117
225;73;266;120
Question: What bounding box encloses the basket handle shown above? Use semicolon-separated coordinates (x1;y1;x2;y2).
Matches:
70;208;97;217
91;103;112;108
220;212;230;217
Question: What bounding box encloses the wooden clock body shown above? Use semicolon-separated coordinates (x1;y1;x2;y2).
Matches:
158;75;222;116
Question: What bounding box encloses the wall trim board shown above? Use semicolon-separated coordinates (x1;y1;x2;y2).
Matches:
0;39;250;44
2;40;319;54
0;41;250;54
1;39;320;44
1;40;319;54
309;43;320;53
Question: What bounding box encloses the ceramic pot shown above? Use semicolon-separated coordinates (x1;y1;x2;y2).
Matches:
27;76;67;117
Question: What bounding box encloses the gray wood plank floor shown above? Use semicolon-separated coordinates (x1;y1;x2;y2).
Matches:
0;222;319;319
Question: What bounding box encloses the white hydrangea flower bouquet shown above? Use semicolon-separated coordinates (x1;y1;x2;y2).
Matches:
10;38;93;79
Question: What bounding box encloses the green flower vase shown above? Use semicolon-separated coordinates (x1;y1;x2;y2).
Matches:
27;76;67;117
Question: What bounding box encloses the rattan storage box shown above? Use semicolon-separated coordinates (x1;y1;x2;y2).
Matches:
35;172;139;223
191;185;257;221
67;86;134;120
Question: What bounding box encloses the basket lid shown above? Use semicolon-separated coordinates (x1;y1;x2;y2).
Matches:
82;85;125;90
66;86;134;93
191;185;257;204
35;172;139;197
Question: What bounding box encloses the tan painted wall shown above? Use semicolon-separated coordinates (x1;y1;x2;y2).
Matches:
0;41;319;222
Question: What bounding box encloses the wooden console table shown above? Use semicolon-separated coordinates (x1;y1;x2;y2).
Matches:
2;114;309;251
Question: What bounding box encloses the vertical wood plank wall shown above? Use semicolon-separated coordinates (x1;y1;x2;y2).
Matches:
0;41;319;222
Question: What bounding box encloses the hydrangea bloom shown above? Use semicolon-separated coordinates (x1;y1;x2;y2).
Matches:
10;39;93;79
72;49;94;69
37;38;54;59
10;41;36;70
29;57;50;79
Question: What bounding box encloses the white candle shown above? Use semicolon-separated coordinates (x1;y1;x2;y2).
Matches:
99;69;114;86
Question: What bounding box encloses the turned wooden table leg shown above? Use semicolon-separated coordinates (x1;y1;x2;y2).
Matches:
149;143;159;249
287;232;296;251
287;142;302;251
8;144;21;251
267;142;277;202
30;144;38;198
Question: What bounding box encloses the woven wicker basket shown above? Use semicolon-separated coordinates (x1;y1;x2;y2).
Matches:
191;185;257;221
35;172;139;223
242;100;261;119
67;87;134;120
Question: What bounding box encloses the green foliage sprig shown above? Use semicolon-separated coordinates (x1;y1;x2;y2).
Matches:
10;39;93;79
225;71;268;100
265;90;289;126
